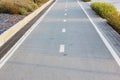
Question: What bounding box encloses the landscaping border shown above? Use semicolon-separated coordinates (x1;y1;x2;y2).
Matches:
0;0;55;59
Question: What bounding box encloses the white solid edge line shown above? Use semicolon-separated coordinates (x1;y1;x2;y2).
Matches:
0;0;57;69
59;45;65;53
77;0;120;66
62;28;66;32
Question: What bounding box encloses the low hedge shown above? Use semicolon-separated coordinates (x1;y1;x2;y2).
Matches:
91;2;118;18
0;0;48;15
83;0;91;2
91;2;120;34
107;14;120;33
0;1;20;14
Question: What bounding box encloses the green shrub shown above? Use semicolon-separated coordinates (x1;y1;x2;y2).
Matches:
0;0;38;15
33;0;42;3
19;8;28;15
83;0;91;2
91;2;120;34
0;0;48;15
91;2;118;18
36;0;42;3
107;14;120;33
16;2;37;12
0;1;20;14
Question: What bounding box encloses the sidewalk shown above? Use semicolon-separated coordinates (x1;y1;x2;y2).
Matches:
81;0;120;58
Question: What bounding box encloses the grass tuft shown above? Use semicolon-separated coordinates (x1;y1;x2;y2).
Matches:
82;0;91;2
91;2;120;34
0;1;20;14
0;0;48;15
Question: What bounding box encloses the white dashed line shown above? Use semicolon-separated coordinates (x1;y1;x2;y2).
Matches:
59;45;65;53
62;28;66;32
63;19;67;22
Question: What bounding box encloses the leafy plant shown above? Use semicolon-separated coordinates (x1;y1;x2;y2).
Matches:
33;0;41;3
83;0;91;2
91;2;118;18
15;2;37;12
91;2;120;34
19;8;28;15
107;13;120;33
0;1;20;14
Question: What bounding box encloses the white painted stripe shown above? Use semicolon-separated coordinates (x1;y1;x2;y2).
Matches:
77;0;120;66
63;19;67;22
62;28;66;32
64;13;67;16
59;45;65;53
0;0;57;69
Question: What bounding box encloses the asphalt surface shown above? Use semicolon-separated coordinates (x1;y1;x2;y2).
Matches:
0;0;120;80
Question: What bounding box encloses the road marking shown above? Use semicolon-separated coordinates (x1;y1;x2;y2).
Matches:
62;28;66;32
63;19;67;22
64;13;67;16
59;45;65;53
77;0;120;66
0;0;57;69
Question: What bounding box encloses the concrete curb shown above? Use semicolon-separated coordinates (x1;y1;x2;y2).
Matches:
0;0;54;47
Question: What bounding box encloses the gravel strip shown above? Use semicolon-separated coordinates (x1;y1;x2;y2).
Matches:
0;14;25;34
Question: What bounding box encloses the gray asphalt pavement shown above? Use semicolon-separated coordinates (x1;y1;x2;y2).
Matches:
0;0;120;80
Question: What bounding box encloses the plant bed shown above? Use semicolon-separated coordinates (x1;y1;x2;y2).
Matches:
82;0;91;2
91;2;117;18
91;2;120;34
107;14;120;34
0;0;49;15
